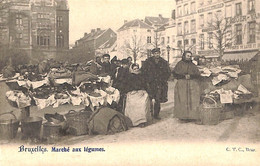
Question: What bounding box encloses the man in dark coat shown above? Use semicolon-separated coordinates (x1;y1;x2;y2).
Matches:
141;48;171;119
100;54;112;76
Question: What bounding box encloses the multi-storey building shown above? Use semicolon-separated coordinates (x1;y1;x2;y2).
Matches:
117;19;154;64
175;0;259;61
0;0;69;58
73;28;117;61
175;0;198;55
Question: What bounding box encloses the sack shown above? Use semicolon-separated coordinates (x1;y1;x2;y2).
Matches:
88;107;128;135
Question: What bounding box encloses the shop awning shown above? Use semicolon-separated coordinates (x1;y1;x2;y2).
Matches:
223;51;258;61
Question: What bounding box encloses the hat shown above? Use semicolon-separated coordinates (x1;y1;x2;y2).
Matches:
121;59;129;65
102;54;110;58
151;48;160;54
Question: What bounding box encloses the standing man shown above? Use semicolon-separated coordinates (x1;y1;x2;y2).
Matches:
142;48;171;120
101;54;112;76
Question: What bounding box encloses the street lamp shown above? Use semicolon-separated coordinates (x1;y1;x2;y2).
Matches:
166;45;170;63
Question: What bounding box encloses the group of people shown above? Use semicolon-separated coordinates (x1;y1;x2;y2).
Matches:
91;48;203;127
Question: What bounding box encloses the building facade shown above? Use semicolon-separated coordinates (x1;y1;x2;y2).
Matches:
175;0;260;61
73;28;117;61
117;19;154;64
0;0;69;59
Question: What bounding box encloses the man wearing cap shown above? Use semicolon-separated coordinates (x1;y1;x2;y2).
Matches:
101;54;112;76
142;48;171;120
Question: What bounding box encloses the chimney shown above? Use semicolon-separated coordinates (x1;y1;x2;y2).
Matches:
84;33;88;37
91;29;95;33
172;10;176;20
97;28;101;31
141;19;143;22
159;14;162;18
124;20;128;24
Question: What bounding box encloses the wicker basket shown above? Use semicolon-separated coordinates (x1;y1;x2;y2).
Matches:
200;96;223;125
65;110;92;136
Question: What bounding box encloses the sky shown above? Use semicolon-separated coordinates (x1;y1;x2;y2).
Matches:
69;0;174;45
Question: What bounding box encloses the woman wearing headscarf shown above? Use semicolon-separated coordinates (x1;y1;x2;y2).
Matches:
124;64;151;127
172;51;202;122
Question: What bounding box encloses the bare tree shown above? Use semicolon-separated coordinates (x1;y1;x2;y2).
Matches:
121;34;146;63
204;13;236;59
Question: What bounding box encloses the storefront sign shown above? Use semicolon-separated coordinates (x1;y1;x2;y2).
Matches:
198;3;224;13
227;43;257;50
198;50;218;55
226;13;260;24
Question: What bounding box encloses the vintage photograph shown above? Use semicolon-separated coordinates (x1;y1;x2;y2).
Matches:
0;0;259;165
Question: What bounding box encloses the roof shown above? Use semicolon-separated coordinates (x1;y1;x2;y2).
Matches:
97;36;117;49
81;29;107;41
117;19;154;32
223;51;259;61
145;16;169;26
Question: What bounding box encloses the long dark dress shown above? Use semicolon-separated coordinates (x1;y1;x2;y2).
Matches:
172;60;201;120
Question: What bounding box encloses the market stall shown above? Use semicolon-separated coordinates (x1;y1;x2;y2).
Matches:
198;64;259;125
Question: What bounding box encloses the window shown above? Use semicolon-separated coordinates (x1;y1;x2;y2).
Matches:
248;22;256;43
57;35;64;47
208;12;213;24
147;30;151;32
37;35;50;46
191;39;196;45
167;36;170;44
235;3;242;16
184;21;189;34
191;2;196;13
184;39;189;46
16;14;22;27
191;20;196;33
177;6;182;17
208;32;213;49
16;33;22;39
199;14;204;28
172;35;175;43
161;37;165;45
57;16;63;27
216;10;222;19
184;4;189;15
147;36;151;43
225;5;232;18
225;26;232;47
200;34;204;50
235;24;242;45
177;23;182;35
248;0;255;13
177;40;182;48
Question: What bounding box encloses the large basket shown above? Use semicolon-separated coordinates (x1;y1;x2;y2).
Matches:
0;112;20;140
21;117;43;139
200;96;223;125
65;110;92;136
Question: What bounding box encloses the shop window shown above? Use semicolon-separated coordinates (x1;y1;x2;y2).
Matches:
248;22;256;43
235;3;242;16
235;24;242;45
